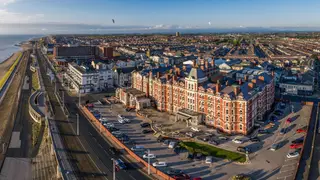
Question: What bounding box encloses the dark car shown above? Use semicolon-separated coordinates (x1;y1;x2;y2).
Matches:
167;169;183;176
187;152;194;160
208;140;219;146
173;174;191;180
109;147;120;155
140;122;151;128
237;146;251;153
280;128;287;135
258;129;269;134
202;136;211;142
250;137;261;142
107;127;119;132
142;129;154;134
115;159;127;170
291;138;304;144
195;153;203;160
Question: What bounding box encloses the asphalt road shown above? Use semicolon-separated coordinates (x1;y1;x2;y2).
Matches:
295;103;317;180
6;54;31;158
308;105;320;179
37;49;150;180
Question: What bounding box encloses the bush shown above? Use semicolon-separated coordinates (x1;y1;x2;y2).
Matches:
180;141;246;162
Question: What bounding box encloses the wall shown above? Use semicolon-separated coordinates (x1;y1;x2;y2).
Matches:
81;106;175;180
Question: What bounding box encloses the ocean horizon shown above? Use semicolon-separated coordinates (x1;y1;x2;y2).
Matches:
0;35;42;63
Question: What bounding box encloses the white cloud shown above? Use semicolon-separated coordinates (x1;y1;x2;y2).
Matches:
0;9;44;23
148;24;198;30
0;0;15;6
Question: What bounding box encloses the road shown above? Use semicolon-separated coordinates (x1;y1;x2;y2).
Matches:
37;48;150;180
295;103;317;180
309;105;320;180
6;52;32;158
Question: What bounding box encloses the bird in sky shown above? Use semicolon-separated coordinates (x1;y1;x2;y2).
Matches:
112;19;115;23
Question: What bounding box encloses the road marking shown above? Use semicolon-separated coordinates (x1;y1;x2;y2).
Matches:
280;167;296;173
277;173;294;179
282;162;297;167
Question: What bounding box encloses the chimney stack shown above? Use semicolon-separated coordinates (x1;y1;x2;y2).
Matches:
248;82;254;89
225;80;229;86
210;58;215;67
258;75;265;82
149;71;153;77
244;75;248;82
157;72;160;78
183;65;187;71
216;80;221;93
271;71;275;77
251;79;257;84
239;79;242;85
165;74;169;80
205;61;208;69
200;65;205;71
176;68;180;76
173;75;177;81
233;85;240;96
193;60;197;67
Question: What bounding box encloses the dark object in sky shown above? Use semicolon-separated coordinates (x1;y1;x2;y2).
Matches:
112;19;115;23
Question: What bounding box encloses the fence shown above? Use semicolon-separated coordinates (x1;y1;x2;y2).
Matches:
81;106;175;180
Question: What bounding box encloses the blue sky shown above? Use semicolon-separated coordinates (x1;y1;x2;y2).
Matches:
0;0;320;34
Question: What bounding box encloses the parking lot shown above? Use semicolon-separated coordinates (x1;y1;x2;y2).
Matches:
88;100;312;180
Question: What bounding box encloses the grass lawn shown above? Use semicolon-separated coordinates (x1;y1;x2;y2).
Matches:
180;141;246;163
32;122;41;147
32;72;40;91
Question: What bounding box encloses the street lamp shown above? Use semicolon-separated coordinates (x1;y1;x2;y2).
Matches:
111;158;116;180
145;149;151;175
76;113;79;136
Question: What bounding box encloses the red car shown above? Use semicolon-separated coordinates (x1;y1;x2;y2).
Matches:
296;128;307;133
173;174;191;180
290;143;303;149
286;118;292;123
193;178;202;180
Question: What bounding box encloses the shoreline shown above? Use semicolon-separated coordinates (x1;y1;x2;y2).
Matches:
0;53;16;65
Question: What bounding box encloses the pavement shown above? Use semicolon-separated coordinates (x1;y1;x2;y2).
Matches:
94;101;312;180
309;104;320;180
37;48;151;180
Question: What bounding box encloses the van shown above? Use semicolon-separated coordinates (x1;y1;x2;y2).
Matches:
130;145;145;152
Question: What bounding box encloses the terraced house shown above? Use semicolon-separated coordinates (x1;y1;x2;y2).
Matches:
123;61;275;135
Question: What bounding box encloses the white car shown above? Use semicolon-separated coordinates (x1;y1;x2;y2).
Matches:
287;151;300;158
99;117;108;122
191;127;200;132
168;141;177;149
118;114;123;119
123;118;131;123
205;156;213;164
112;131;122;135
152;162;167;167
104;123;114;128
143;154;156;159
232;139;244;144
118;118;125;124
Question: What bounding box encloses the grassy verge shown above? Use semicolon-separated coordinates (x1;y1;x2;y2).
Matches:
32;71;40;91
0;52;22;90
32;122;41;147
180;141;246;163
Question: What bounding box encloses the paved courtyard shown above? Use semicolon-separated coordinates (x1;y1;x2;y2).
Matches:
91;101;312;180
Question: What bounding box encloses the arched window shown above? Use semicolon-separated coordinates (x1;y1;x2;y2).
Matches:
240;124;243;130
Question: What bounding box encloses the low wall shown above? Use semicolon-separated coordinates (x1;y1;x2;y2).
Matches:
81;106;175;180
29;91;45;123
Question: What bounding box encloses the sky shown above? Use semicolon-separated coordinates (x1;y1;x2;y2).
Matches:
0;0;320;34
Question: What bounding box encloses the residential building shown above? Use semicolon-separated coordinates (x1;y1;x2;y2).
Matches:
53;46;95;60
113;67;136;87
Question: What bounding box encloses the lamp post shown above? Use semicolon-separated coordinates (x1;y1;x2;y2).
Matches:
76;114;79;136
111;158;116;180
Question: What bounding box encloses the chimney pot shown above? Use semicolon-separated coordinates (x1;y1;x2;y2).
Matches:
258;76;265;81
248;82;254;89
233;85;240;96
157;72;160;78
239;79;242;85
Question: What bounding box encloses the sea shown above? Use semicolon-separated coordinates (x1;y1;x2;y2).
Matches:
0;35;42;63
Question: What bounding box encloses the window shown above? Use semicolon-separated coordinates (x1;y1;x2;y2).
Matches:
240;110;243;115
240;124;243;130
240;117;243;122
226;110;228;114
226;125;229;130
226;116;229;122
226;102;228;107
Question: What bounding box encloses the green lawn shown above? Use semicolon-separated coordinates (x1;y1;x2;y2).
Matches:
180;141;246;163
32;72;40;91
32;122;41;147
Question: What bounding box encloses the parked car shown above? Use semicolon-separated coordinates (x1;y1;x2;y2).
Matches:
172;174;190;180
104;123;114;128
205;156;213;164
109;147;120;155
258;129;270;134
143;154;156;159
185;132;195;138
112;131;123;135
280;128;287;135
115;159;127;170
131;145;145;152
232;174;251;180
195;153;203;160
142;129;154;134
291;138;304;144
169;141;178;149
287;151;300;158
250;137;260;142
290;143;303;149
232;138;244;144
296;127;307;133
191;127;200;132
218;136;229;141
237;146;251;153
286;118;292;123
270;143;280;151
167;169;183;176
187;152;194;160
152;162;167;167
140;122;150;128
117;114;123;119
123;118;131;123
118;118;125;124
192;178;202;180
208;140;219;146
107;127;119;132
